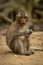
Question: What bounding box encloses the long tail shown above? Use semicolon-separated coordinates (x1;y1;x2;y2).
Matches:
30;47;43;51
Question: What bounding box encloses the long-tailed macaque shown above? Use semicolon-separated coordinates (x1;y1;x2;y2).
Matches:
6;10;34;55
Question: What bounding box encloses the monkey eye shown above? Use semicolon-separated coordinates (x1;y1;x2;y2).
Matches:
20;16;27;19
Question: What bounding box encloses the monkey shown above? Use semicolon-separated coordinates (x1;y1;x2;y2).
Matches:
6;10;34;55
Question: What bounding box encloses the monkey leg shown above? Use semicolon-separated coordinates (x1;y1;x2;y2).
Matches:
9;39;35;55
11;39;24;54
25;37;35;55
15;40;31;55
17;42;34;55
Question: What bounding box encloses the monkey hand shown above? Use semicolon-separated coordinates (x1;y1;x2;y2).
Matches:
29;29;33;35
25;29;33;35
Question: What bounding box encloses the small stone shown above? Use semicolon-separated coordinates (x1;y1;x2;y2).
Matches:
14;55;17;57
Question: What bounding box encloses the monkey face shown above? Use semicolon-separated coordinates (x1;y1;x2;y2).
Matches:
18;16;28;26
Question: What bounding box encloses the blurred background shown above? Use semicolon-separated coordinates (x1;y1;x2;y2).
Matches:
0;0;43;34
0;1;43;65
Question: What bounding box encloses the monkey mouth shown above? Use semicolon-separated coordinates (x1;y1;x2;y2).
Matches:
20;23;26;26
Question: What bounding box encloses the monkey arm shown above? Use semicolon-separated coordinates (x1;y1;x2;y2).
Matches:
13;31;33;39
12;28;33;40
13;32;27;39
10;31;32;43
10;29;33;44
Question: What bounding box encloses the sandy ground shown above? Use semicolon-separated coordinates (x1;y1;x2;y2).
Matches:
0;32;43;65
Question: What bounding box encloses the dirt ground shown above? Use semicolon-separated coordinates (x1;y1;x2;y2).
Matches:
0;32;43;65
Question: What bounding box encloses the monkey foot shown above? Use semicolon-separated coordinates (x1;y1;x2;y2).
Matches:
30;49;35;54
24;49;35;55
17;49;35;55
28;49;35;54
